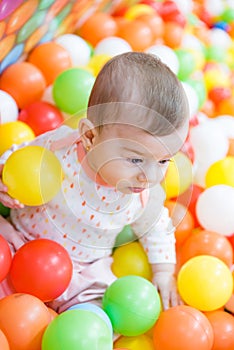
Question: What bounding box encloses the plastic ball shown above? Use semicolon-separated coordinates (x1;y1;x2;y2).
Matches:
94;37;132;57
196;185;234;236
0;62;46;109
0;293;51;350
18;101;64;136
181;81;199;118
218;96;234;115
175;49;196;80
2;145;64;206
179;229;233;268
86;54;111;76
114;334;155;350
42;309;112;350
186;77;207;108
0;235;12;283
163;21;184;48
68;302;112;333
164;200;194;247
102;275;161;336
52;67;95;114
55;34;92;66
27;42;72;86
177;184;204;228
111;242;152;280
205;156;234;187
117;19;153;51
138;13;164;40
145;44;179;74
9;239;72;302
0;202;10;217
0;121;35;156
0;90;18;124
0;329;9;350
205;310;234;350
114;224;137;247
124;4;155;20
162;151;193;199
78;12;118;47
177;255;233;311
153;305;214;350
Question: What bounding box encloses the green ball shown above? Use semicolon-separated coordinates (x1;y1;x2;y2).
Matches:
205;45;226;63
42;309;112;350
114;225;137;248
186;78;207;108
221;8;234;23
0;202;10;217
102;275;161;336
175;49;196;81
53;68;95;114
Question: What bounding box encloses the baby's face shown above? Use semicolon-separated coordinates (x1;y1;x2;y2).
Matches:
86;123;188;194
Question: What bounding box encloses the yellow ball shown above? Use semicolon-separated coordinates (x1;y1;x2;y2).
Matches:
124;4;155;20
162;152;193;199
0;121;35;156
177;255;233;311
114;334;155;350
204;66;230;91
2;145;64;206
205;156;234;188
86;54;111;76
111;242;152;280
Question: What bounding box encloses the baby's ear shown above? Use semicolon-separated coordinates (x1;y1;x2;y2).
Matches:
79;118;97;149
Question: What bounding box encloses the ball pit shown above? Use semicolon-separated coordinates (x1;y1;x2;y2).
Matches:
0;0;234;349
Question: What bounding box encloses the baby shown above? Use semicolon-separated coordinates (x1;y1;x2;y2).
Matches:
0;52;189;312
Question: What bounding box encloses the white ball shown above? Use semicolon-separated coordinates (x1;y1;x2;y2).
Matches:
55;34;91;66
209;28;232;49
189;122;229;162
196;185;234;236
181;82;199;119
94;36;132;56
41;85;54;105
0;90;18;123
145;45;179;75
205;0;225;17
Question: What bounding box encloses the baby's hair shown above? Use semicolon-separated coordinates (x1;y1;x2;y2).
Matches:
87;52;189;136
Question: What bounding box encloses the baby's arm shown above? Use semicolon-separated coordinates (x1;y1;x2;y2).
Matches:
131;185;181;310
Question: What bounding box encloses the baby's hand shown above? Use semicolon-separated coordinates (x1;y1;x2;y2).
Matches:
0;165;24;209
152;271;182;310
152;263;183;310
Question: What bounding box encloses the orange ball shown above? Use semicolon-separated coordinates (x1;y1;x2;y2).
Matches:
165;200;195;247
0;293;51;350
78;12;118;47
218;96;234;115
163;21;184;48
0;329;9;350
228;139;234;156
138;14;164;40
205;310;234;350
153;305;214;350
0;62;46;109
28;42;72;85
179;230;233;268
117;19;154;51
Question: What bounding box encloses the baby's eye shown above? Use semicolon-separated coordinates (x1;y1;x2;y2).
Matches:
158;159;171;165
127;158;143;164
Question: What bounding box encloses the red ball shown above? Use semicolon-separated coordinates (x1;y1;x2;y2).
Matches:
0;235;12;283
9;239;73;302
18;101;64;136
